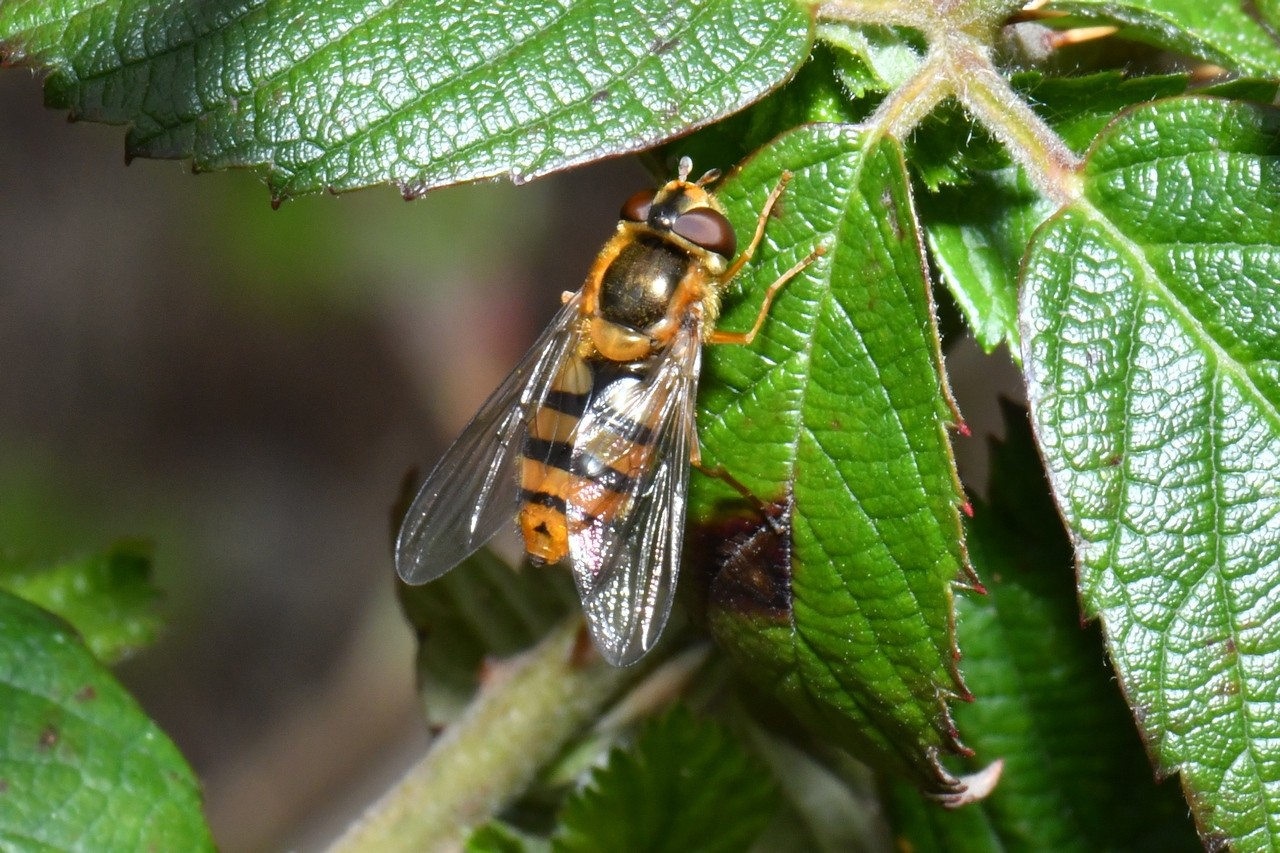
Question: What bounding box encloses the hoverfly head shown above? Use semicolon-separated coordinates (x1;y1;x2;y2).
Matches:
617;158;737;258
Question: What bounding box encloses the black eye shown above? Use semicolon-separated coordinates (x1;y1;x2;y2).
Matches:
620;189;656;222
672;208;736;257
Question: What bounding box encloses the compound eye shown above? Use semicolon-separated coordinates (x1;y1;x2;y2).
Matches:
620;189;656;222
673;207;736;257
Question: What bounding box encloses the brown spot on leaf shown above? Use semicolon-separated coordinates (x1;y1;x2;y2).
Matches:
74;685;97;703
650;36;680;55
690;496;794;622
38;725;58;750
1203;834;1231;852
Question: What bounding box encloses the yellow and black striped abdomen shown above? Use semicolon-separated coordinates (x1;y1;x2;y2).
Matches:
519;355;656;566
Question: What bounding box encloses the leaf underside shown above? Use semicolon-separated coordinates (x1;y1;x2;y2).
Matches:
0;0;812;200
886;402;1201;853
1022;96;1280;849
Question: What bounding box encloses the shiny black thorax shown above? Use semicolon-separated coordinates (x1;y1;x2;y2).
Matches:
598;234;693;332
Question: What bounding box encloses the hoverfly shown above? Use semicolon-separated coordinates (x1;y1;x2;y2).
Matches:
396;157;819;666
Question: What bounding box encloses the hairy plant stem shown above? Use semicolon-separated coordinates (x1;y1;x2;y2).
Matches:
822;1;1083;204
330;618;639;853
942;36;1083;203
864;49;951;141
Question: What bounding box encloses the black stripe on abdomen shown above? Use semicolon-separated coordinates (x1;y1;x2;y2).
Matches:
524;437;574;472
543;388;590;417
519;488;567;513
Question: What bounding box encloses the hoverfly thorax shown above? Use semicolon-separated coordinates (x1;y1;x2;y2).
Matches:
396;155;819;666
586;171;736;368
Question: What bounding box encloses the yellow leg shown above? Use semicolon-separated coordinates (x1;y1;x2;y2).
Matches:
707;245;825;346
723;171;793;281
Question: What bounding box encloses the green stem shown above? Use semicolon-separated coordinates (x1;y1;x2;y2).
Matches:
330;618;639;852
816;0;924;28
943;36;1083;203
863;49;952;142
819;2;1083;204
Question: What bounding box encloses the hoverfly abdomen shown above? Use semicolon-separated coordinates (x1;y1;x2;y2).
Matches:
519;354;594;564
520;358;656;567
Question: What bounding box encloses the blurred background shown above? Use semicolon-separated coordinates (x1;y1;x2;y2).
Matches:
0;65;1016;850
0;69;647;850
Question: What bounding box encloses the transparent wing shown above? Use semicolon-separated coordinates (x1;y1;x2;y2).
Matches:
569;323;702;665
396;294;584;584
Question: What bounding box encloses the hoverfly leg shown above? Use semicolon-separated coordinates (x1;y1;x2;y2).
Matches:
707;244;826;346
690;436;765;520
722;171;794;281
690;452;786;535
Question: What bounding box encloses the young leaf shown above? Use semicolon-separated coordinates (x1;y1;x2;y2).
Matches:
887;402;1200;852
0;0;812;201
918;71;1190;356
921;168;1051;359
1022;96;1280;849
691;125;971;794
0;591;213;850
0;542;162;665
551;707;776;853
818;22;925;99
1045;0;1280;76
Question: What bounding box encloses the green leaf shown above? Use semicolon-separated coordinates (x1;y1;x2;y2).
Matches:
0;0;812;201
398;548;578;726
690;125;970;793
918;71;1189;355
818;21;925;100
1262;0;1280;30
551;707;776;853
921;168;1050;358
0;542;162;665
1021;96;1280;850
888;402;1200;852
1044;0;1280;76
665;41;868;184
0;590;213;850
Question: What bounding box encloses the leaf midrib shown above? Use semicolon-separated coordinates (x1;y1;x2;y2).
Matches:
1080;201;1280;433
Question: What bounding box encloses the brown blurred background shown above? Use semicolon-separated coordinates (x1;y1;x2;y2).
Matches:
0;69;646;850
